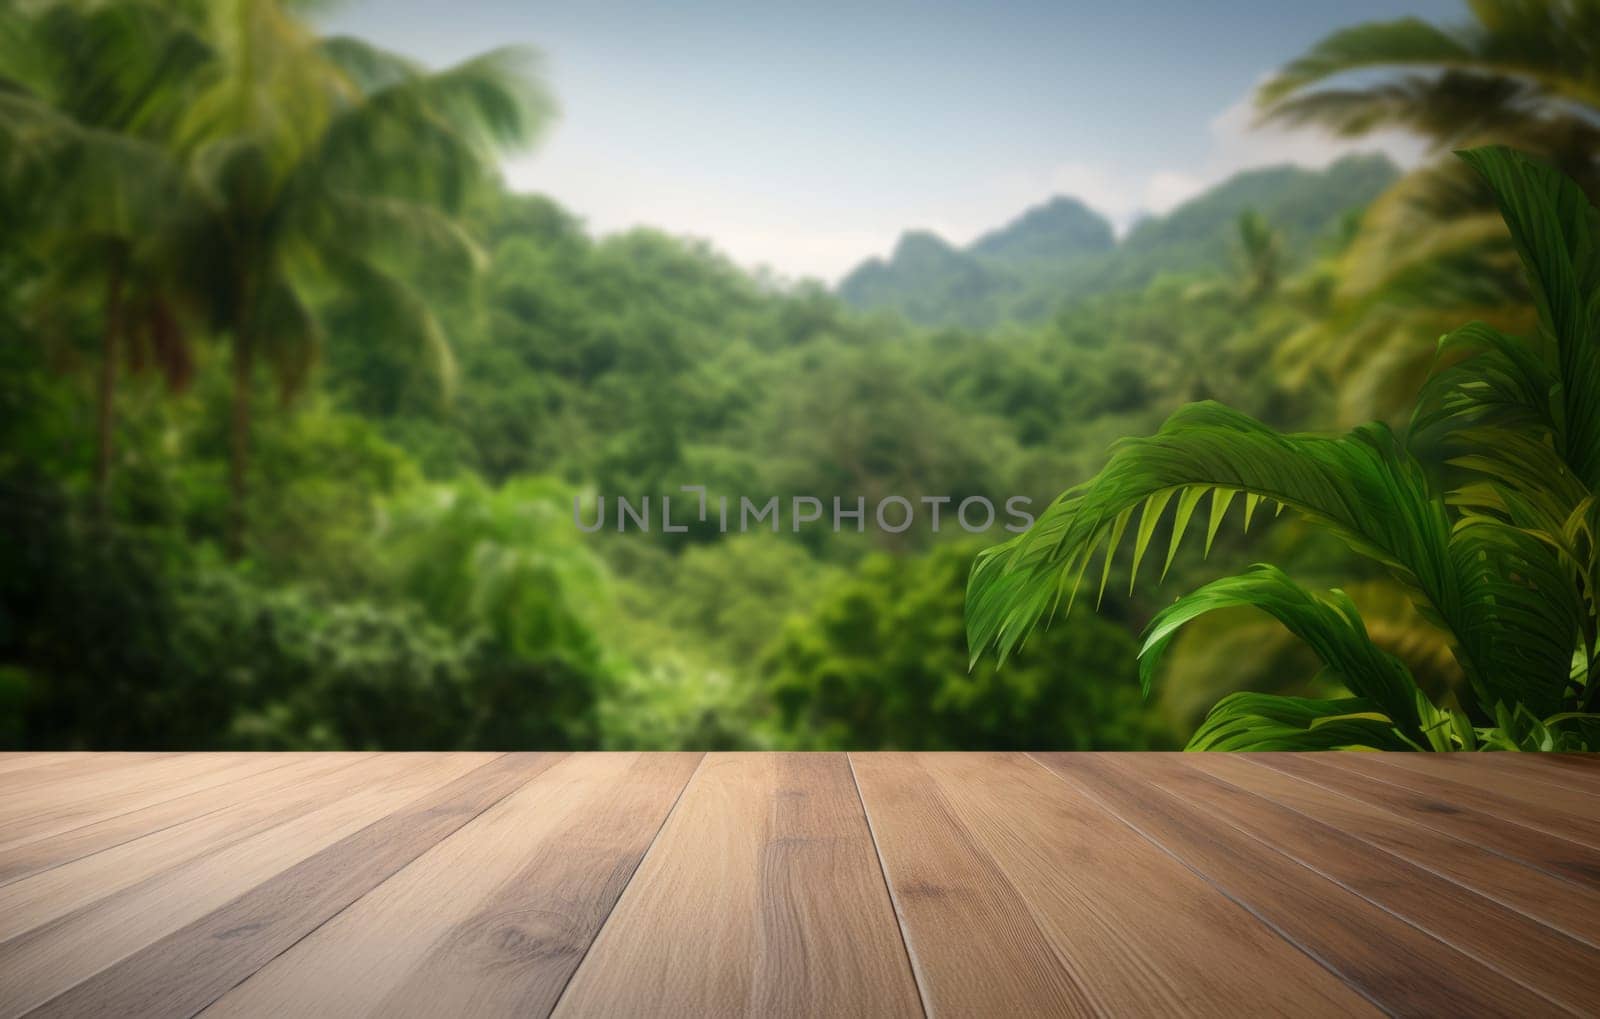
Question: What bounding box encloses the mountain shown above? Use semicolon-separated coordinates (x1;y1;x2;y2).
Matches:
969;196;1114;264
836;231;1013;330
836;153;1400;328
1094;153;1400;293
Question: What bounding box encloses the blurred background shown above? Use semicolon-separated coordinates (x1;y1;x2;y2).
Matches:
1;0;1590;749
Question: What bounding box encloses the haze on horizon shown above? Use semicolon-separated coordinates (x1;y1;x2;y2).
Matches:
324;0;1460;283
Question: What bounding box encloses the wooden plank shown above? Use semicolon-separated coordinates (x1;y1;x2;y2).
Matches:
1186;755;1600;949
0;753;441;974
1133;755;1599;1011
1032;753;1562;1018
0;754;379;934
0;753;510;1018
856;752;1373;1017
0;753;366;888
553;752;922;1019
203;752;702;1018
0;752;164;784
25;752;553;1019
0;754;100;779
0;754;292;851
1358;753;1600;814
1258;754;1600;888
1480;753;1600;794
0;753;177;808
1316;754;1600;849
1539;753;1600;770
850;752;1092;1016
0;751;334;876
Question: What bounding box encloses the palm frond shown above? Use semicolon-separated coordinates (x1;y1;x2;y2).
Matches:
1186;692;1417;751
1449;515;1583;717
1456;147;1600;488
310;44;552;212
1255;4;1600;427
1413;321;1559;438
1258;8;1600;123
970;149;1597;740
1256;18;1472;109
966;402;1455;669
1271;159;1534;425
1140;564;1426;738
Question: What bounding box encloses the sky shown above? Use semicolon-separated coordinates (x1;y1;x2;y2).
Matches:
324;0;1464;282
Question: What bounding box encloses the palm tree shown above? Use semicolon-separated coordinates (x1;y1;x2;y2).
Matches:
967;148;1598;751
166;0;553;556
1256;0;1600;424
0;1;206;516
1258;1;1600;188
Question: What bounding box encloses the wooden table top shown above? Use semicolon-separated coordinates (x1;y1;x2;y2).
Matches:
0;751;1596;1017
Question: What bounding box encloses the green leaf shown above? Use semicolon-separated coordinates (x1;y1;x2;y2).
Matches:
1095;506;1132;609
1456;147;1600;490
1186;692;1414;751
1138;564;1425;736
1256;19;1470;107
968;402;1456;668
1162;487;1206;581
1128;488;1175;595
1204;488;1235;557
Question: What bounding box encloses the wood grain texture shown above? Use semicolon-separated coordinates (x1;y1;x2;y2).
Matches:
851;752;1096;1016
203;752;701;1018
0;753;180;819
856;752;1372;1018
0;753;378;939
0;753;501;1017
1478;753;1600;794
0;752;168;788
27;752;553;1019
1;751;1597;1019
1357;752;1600;812
1032;753;1563;1018
1188;754;1600;948
0;753;133;781
1317;753;1600;849
553;752;922;1019
0;754;288;851
0;753;363;888
1258;753;1600;888
1130;755;1600;1011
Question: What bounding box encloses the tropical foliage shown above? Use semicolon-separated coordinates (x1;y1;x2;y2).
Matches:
2;0;548;555
968;147;1599;751
764;542;1167;751
3;0;1589;752
1259;0;1600;424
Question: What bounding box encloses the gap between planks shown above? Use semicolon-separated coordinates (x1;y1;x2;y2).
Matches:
1025;753;1590;1018
23;752;548;1019
846;752;930;1019
5;753;1596;1019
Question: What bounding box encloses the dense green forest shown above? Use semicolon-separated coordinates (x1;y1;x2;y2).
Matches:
2;0;1596;750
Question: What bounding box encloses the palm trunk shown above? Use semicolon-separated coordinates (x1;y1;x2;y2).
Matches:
226;319;255;561
93;257;127;523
